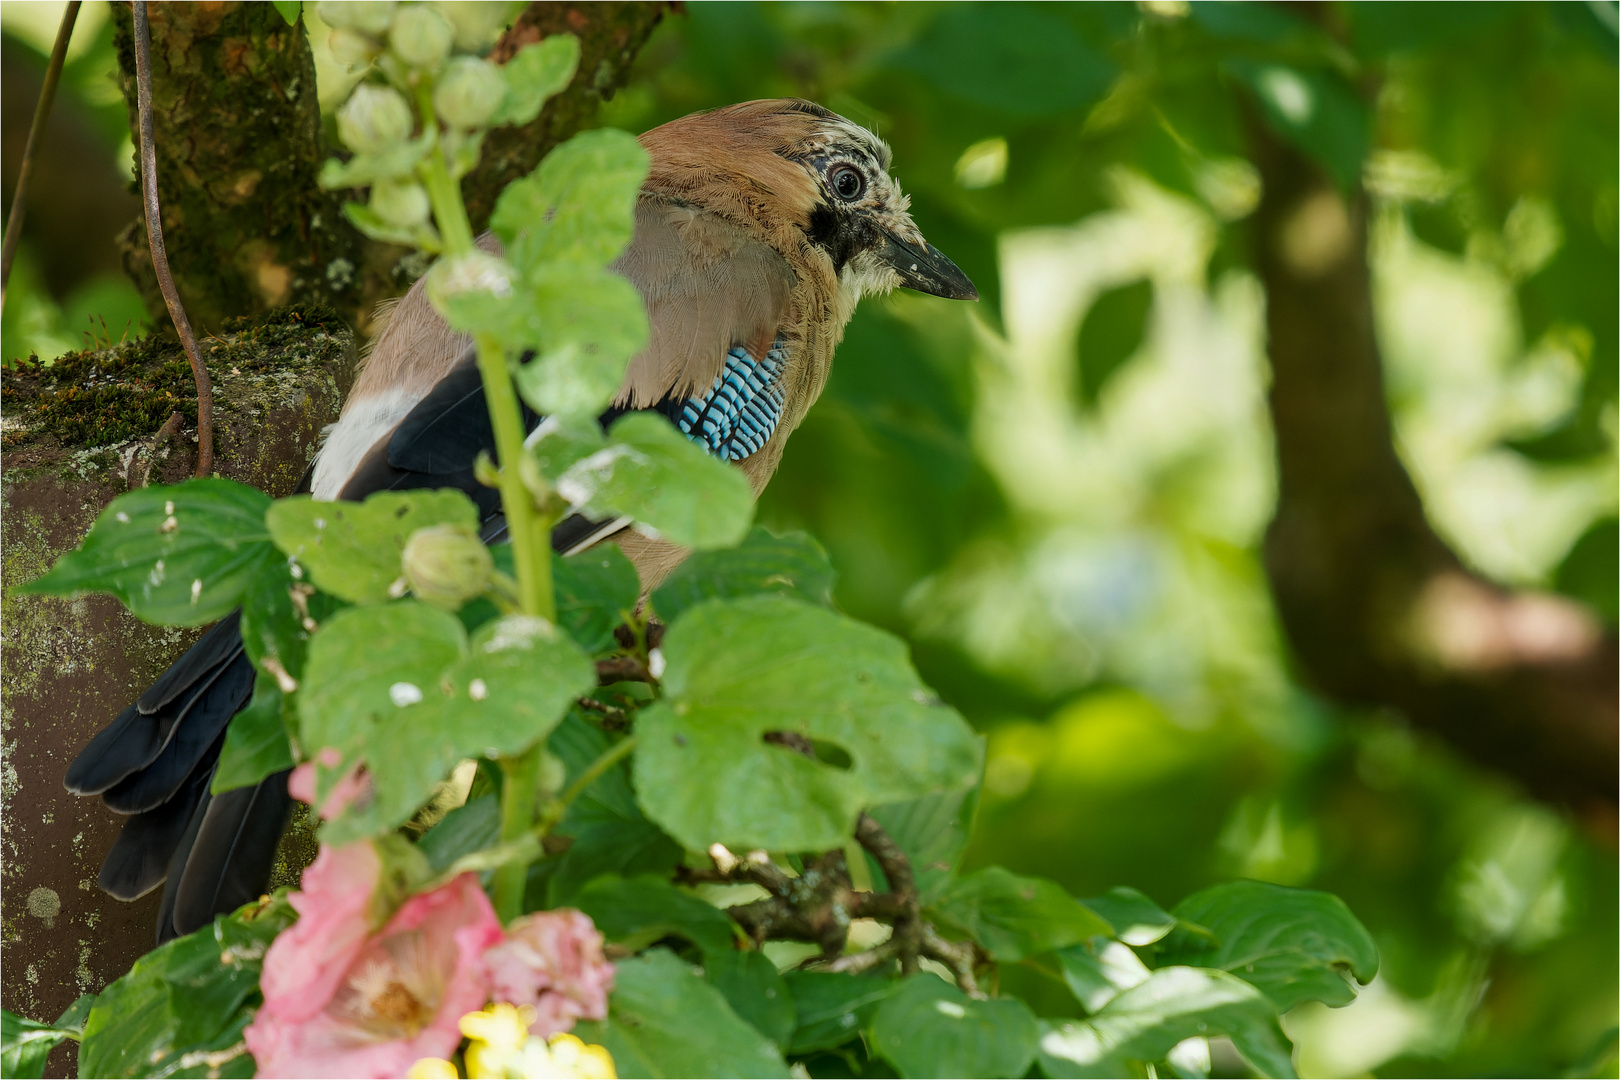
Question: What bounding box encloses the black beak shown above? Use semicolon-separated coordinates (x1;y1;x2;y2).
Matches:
881;230;979;301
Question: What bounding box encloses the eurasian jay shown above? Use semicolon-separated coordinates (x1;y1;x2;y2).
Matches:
64;99;978;941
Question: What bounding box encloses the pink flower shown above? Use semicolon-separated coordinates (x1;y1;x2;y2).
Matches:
289;749;373;820
482;909;615;1037
246;855;503;1080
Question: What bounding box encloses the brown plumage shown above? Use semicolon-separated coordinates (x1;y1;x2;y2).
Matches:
69;100;979;945
313;98;977;584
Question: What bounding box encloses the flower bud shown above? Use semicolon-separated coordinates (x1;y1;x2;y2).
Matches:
388;4;453;70
440;1;512;52
426;250;514;306
336;83;414;154
327;27;381;69
402;523;493;609
433;56;506;130
370;177;431;227
317;0;396;36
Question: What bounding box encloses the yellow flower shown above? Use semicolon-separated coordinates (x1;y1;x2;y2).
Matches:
543;1033;616;1080
406;1059;460;1080
461;1003;537;1053
456;1006;617;1079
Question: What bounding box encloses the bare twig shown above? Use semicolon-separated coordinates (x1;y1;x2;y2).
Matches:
0;1;80;308
596;656;654;685
132;0;213;478
132;409;184;488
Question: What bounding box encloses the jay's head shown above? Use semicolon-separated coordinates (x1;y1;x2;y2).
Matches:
641;98;979;304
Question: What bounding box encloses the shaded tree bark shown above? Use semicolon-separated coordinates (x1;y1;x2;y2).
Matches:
113;2;359;332
1250;123;1618;818
111;1;670;334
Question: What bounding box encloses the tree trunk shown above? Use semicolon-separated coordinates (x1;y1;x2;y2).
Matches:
112;1;671;334
0;312;349;1077
113;1;360;333
1250;122;1618;820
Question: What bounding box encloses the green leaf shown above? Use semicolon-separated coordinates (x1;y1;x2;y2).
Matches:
303;605;593;845
650;527;836;626
1036;967;1296;1079
341;201;441;250
318;131;434;189
1053;938;1152;1014
456;265;647;418
491;34;580;127
868;974;1039;1080
78;894;296;1079
573;949;790;1078
211;672;294;795
269;0;300;26
546;716;682;905
419;793;501;872
867;769;983;903
927;866;1111;962
493;127;649;272
1082;887;1177;946
781;971;896;1055
1155;881;1379;1011
706;950;796;1048
3;1009;75;1080
266;490;480;605
555;544;642;652
15;479;277;626
546;413;756;551
633;595;981;853
572;874;740;958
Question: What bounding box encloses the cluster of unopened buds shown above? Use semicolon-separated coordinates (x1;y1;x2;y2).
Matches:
408;1004;616;1079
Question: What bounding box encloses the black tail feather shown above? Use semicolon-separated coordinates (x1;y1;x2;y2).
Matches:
154;780;214;944
136;611;245;713
97;768;211;901
100;652;254;814
172;770;293;938
65;614;243;796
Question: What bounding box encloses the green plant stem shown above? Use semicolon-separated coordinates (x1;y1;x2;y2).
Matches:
418;108;558;921
492;747;541;922
536;735;639;836
419;120;554;623
474;330;555;620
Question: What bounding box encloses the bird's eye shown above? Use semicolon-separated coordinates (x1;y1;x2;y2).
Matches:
830;165;865;201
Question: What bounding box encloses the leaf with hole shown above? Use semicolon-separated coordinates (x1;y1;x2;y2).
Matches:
633;595;981;853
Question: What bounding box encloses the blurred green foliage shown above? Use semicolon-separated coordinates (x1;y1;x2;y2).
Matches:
3;2;1615;1076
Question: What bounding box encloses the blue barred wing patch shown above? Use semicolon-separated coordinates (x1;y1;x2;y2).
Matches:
675;340;788;461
